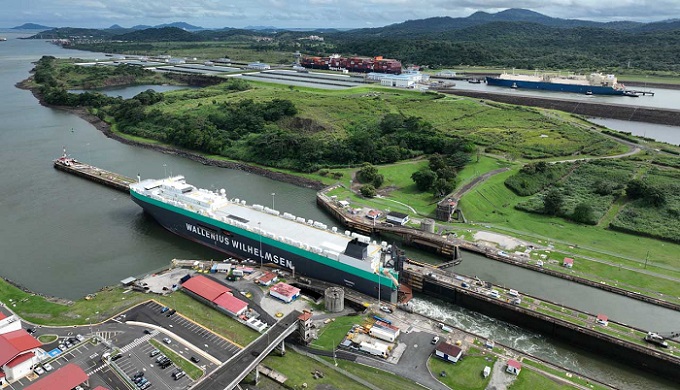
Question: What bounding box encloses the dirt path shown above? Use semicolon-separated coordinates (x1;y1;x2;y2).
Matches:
485;360;516;390
452;167;510;199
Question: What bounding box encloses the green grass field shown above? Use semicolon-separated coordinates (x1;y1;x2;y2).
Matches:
326;358;428;390
309;315;364;351
428;352;495;390
508;369;575;390
263;351;370;390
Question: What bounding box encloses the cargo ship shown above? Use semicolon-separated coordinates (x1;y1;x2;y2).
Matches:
486;72;633;96
301;54;402;74
130;176;402;302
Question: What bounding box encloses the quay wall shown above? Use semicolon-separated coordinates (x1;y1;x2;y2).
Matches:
442;89;680;126
407;272;680;382
53;161;132;192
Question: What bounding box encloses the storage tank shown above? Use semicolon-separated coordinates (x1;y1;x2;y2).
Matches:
421;218;436;233
324;287;345;313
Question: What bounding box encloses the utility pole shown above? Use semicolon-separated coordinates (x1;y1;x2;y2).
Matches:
645;250;650;269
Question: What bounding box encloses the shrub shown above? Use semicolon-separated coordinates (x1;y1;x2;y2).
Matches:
360;184;377;198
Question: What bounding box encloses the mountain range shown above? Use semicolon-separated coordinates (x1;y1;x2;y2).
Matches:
18;9;680;35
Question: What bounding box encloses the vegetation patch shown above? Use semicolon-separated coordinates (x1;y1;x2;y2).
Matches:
508;368;573;390
514;160;635;225
149;339;203;380
428;352;496;390
610;167;680;243
263;351;370;390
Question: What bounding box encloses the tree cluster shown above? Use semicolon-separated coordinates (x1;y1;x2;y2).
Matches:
411;154;466;197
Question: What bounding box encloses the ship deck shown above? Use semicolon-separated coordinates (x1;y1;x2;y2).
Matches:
212;201;383;260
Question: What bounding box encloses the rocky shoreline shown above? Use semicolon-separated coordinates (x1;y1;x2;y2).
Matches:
17;78;327;191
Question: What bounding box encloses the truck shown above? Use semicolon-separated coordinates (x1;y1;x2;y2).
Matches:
359;341;388;358
370;326;397;343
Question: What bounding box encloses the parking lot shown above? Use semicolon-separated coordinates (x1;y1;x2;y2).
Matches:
123;301;242;363
113;340;193;390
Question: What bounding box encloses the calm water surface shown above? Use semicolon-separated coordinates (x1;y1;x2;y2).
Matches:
0;32;677;389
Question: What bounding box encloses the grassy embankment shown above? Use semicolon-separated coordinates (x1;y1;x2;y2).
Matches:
508;369;575;390
459;167;680;299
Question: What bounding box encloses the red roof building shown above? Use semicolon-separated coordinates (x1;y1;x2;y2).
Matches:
6;352;34;368
298;311;313;321
0;329;41;367
257;272;278;286
596;314;609;325
212;293;248;316
506;359;522;375
563;257;574;268
269;282;301;303
0;313;6;320
24;364;88;390
181;275;231;301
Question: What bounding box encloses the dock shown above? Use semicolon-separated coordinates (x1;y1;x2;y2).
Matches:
53;154;134;193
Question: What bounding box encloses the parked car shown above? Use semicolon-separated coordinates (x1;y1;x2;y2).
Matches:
190;356;200;363
163;337;172;344
173;370;186;380
149;349;160;357
379;305;393;314
166;309;176;317
487;290;500;299
143;329;152;335
34;366;45;375
43;363;53;372
76;334;85;342
431;336;440;345
160;306;170;313
27;327;36;334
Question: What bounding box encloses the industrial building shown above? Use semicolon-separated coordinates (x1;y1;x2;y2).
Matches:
181;275;249;317
386;211;410;226
269;282;301;303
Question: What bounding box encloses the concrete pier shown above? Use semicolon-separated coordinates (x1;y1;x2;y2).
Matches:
53;155;135;193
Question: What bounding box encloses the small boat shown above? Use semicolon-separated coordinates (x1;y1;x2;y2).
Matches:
468;78;482;84
511;82;518;89
0;37;7;42
585;90;593;96
623;91;639;97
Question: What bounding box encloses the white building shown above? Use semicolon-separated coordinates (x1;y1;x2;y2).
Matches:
380;70;429;88
247;62;271;70
0;330;43;384
506;359;522;375
435;342;463;363
269;282;301;303
0;313;22;335
386;212;409;226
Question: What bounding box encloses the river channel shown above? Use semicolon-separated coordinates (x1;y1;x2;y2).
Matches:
0;32;677;389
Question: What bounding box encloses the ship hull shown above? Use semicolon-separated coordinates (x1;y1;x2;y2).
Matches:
131;191;397;303
486;77;625;96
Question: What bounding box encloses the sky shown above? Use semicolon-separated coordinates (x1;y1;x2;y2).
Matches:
4;0;680;29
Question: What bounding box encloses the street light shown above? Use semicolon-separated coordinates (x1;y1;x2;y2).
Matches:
259;222;263;269
271;192;276;210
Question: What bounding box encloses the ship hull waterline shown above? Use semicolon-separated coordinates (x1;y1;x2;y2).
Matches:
131;192;398;303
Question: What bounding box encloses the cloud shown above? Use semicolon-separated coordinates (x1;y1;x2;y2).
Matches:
2;0;679;28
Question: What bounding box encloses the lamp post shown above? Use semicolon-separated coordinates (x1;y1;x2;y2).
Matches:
259;222;263;269
271;192;276;210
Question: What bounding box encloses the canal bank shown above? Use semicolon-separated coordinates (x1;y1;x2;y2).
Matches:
441;89;680;126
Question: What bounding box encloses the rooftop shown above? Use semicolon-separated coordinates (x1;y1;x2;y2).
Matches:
181;275;231;302
436;342;462;357
24;364;88;390
270;282;301;298
0;329;41;366
213;293;248;315
508;359;522;369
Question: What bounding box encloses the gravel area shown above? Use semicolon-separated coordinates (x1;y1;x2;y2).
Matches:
485;359;518;390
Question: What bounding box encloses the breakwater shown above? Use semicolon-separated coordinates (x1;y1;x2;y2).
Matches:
442;89;680;126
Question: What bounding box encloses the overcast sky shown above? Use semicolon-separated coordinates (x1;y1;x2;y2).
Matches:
4;0;679;29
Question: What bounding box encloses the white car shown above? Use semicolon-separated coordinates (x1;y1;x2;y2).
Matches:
43;363;53;372
488;290;500;299
163;337;172;344
34;366;45;375
76;334;84;342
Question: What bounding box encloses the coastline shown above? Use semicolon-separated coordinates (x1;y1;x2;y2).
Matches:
16;77;327;191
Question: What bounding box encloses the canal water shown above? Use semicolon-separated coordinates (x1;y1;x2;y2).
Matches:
0;32;677;389
589;118;680;145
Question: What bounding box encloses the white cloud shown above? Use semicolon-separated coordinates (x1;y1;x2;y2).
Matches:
2;0;679;28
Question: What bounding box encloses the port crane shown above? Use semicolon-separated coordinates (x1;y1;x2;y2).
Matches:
644;331;680;348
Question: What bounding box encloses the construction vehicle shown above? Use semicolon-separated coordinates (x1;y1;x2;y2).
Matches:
644;331;680;348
